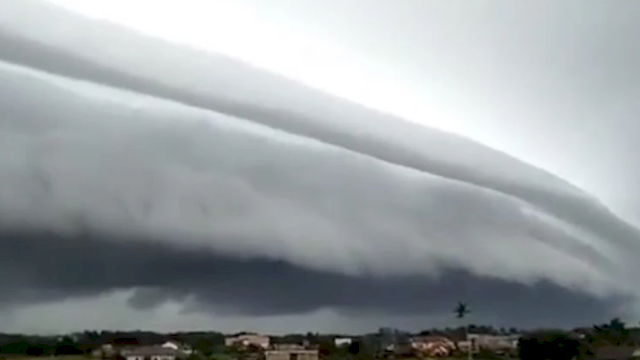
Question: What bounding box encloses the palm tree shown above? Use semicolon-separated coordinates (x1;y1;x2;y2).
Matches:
454;302;470;319
454;302;472;360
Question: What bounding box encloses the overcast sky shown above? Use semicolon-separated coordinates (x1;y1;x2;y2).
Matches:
1;0;639;334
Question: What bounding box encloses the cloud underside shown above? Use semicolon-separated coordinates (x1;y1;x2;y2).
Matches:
1;0;640;327
0;231;625;328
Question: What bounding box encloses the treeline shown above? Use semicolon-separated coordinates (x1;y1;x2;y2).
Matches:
0;336;85;356
6;323;630;360
0;331;227;357
518;318;640;360
0;326;520;357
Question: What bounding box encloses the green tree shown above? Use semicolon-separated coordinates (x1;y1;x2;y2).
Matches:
26;344;52;357
194;338;216;357
348;341;361;355
54;336;83;355
210;353;234;360
518;331;580;360
186;354;202;360
593;317;630;345
1;340;30;354
317;338;338;358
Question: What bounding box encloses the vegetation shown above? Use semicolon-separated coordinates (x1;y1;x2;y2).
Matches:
518;331;580;360
515;317;640;360
590;317;631;345
454;302;472;360
1;317;639;360
0;336;84;356
0;331;225;357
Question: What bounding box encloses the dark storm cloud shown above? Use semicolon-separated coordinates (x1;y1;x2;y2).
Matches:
1;0;640;329
0;231;625;328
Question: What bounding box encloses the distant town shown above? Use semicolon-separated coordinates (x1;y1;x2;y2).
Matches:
0;318;638;360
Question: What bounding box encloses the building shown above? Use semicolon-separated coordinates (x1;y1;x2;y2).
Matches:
265;349;319;360
92;344;117;359
385;343;417;358
334;338;352;348
225;334;270;349
467;334;519;353
273;345;306;351
378;328;410;350
161;341;193;355
410;336;457;357
121;345;188;360
456;340;473;354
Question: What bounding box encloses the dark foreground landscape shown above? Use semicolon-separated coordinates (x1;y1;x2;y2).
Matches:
1;318;638;360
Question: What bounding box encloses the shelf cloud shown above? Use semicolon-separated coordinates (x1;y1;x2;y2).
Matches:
1;0;639;331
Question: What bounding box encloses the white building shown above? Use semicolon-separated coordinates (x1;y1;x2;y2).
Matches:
162;342;193;355
122;345;187;360
334;338;353;348
225;334;271;349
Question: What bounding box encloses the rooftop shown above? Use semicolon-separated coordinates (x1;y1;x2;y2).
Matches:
123;345;186;357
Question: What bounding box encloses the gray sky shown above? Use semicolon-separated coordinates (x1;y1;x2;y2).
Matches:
44;0;640;224
1;0;639;334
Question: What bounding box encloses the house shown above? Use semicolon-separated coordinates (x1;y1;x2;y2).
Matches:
162;341;193;355
121;345;188;360
225;334;270;349
334;338;352;348
456;340;474;354
265;349;319;360
161;342;181;351
410;336;457;357
92;344;116;359
384;343;417;358
273;345;306;351
468;334;519;353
